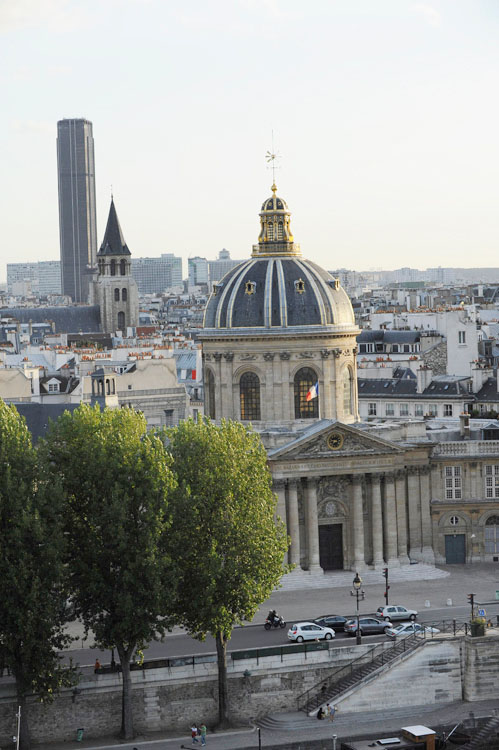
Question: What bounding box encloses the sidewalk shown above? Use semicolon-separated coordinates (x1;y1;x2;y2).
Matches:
48;698;499;750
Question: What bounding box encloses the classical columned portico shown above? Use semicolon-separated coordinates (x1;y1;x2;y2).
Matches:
395;469;410;564
407;467;423;561
273;479;288;565
383;473;400;567
371;473;384;568
351;475;366;571
287;479;301;567
419;466;435;564
305;479;322;572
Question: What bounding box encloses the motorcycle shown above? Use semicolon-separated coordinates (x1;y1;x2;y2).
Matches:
264;615;286;630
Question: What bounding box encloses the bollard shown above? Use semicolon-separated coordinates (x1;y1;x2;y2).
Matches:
332;734;337;750
425;600;431;608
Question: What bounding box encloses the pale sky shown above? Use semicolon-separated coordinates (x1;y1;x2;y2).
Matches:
1;0;499;282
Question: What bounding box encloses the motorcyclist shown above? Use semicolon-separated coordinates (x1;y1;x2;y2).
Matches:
267;609;278;625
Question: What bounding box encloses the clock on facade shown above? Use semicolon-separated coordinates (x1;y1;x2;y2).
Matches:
327;432;344;450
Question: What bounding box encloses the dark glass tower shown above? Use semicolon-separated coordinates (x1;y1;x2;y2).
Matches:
57;118;97;302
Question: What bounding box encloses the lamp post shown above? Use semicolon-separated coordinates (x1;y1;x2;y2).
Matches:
351;572;365;646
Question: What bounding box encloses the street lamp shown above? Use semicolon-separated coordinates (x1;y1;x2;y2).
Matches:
351;572;365;646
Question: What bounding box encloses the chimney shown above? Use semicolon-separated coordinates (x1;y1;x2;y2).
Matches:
460;412;470;440
416;366;433;394
471;362;493;393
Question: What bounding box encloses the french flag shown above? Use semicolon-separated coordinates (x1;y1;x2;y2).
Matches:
306;381;319;401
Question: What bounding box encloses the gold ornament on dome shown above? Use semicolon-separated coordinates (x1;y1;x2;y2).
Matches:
327;432;344;451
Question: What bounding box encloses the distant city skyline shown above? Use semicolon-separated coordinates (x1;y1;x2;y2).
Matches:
2;1;499;283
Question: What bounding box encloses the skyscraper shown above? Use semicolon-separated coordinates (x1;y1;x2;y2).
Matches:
57;118;97;302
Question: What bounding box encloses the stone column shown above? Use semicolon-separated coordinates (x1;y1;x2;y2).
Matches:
273;479;288;565
287;479;301;568
407;467;422;561
419;465;435;564
306;479;322;573
351;475;365;571
371;473;384;569
395;470;410;565
383;473;400;567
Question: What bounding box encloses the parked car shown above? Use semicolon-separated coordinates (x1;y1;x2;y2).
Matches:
287;622;336;643
376;605;418;622
385;622;440;639
313;615;348;632
344;617;392;636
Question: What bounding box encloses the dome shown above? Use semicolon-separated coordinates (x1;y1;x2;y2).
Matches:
203;257;355;332
203;185;355;334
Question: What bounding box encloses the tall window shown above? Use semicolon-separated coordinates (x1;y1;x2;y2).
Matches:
114;288;120;301
122;288;128;302
240;372;261;421
120;259;126;276
485;465;499;498
368;403;377;416
445;466;461;499
117;311;125;330
485;516;499;554
400;403;409;417
110;259;116;276
458;331;466;344
294;368;319;419
343;367;354;415
277;222;284;240
205;368;215;419
444;404;453;417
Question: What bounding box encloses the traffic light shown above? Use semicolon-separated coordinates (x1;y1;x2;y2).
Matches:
383;568;388;579
467;593;475;606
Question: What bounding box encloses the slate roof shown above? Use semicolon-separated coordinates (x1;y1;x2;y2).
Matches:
0;306;101;333
358;330;421;344
358;377;472;399
39;376;80;394
13;403;79;442
476;378;499;403
97;199;131;257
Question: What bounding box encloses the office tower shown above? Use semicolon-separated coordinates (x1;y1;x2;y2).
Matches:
7;261;62;296
56;118;97;302
131;254;183;294
188;256;209;289
208;249;244;284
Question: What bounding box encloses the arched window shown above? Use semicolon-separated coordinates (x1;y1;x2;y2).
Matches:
110;259;116;276
117;311;125;331
122;288;127;302
294;367;319;419
120;259;126;276
267;221;274;241
240;372;261;421
205;368;215;419
114;288;120;301
343;367;354;415
106;379;110;395
485;515;499;554
277;222;284;240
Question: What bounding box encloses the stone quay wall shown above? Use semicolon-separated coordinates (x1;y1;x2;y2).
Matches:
0;636;497;746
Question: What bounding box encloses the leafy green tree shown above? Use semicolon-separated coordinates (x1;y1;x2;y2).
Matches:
166;418;289;728
0;400;74;750
41;404;177;740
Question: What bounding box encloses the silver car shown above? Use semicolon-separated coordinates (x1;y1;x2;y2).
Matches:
287;622;336;642
376;605;418;622
385;622;440;639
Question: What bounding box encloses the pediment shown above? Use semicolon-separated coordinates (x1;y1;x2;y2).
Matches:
268;420;403;461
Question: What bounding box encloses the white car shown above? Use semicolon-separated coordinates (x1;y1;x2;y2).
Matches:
376;604;418;622
287;622;336;643
385;622;440;639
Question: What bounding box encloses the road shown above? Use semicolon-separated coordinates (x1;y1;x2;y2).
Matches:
61;601;499;670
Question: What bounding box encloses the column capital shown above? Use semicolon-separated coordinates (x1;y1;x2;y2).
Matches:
273;479;286;490
394;469;406;480
288;478;300;489
383;471;396;483
352;474;363;486
406;466;420;477
419;465;431;476
370;472;383;483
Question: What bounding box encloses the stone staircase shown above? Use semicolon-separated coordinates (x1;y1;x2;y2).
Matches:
297;633;424;714
279;563;449;591
460;712;499;749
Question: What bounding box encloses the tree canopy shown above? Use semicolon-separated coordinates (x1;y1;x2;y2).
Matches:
40;404;177;739
166;417;289;727
0;400;74;750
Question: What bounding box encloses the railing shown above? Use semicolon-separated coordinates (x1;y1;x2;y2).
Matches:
231;640;329;664
432;441;499;456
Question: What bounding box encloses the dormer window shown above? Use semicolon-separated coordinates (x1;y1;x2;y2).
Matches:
295;278;306;294
245;281;256;295
47;379;60;393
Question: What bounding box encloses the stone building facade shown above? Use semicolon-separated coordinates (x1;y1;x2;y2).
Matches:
199;185;499;578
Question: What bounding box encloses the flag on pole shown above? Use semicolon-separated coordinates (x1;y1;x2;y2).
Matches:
306;381;319;401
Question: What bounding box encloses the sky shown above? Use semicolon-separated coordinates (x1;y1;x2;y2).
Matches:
1;0;499;282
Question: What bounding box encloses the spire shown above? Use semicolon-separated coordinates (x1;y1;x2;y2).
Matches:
97;198;131;256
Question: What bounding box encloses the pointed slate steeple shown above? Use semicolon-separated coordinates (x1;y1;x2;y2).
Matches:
97;198;131;256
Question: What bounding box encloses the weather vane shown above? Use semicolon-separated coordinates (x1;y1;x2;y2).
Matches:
265;131;280;188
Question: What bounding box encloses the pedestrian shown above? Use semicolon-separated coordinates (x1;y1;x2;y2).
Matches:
94;658;101;673
316;706;324;720
328;703;336;722
191;723;199;744
200;723;207;746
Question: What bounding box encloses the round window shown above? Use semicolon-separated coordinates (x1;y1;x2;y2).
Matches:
450;516;459;526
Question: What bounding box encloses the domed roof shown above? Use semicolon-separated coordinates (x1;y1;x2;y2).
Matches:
202;186;356;335
203;257;355;332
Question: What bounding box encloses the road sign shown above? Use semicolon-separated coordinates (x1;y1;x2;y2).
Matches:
478;608;486;617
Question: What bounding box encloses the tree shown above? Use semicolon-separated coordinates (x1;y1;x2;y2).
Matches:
166;417;289;728
41;404;177;740
0;400;74;750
